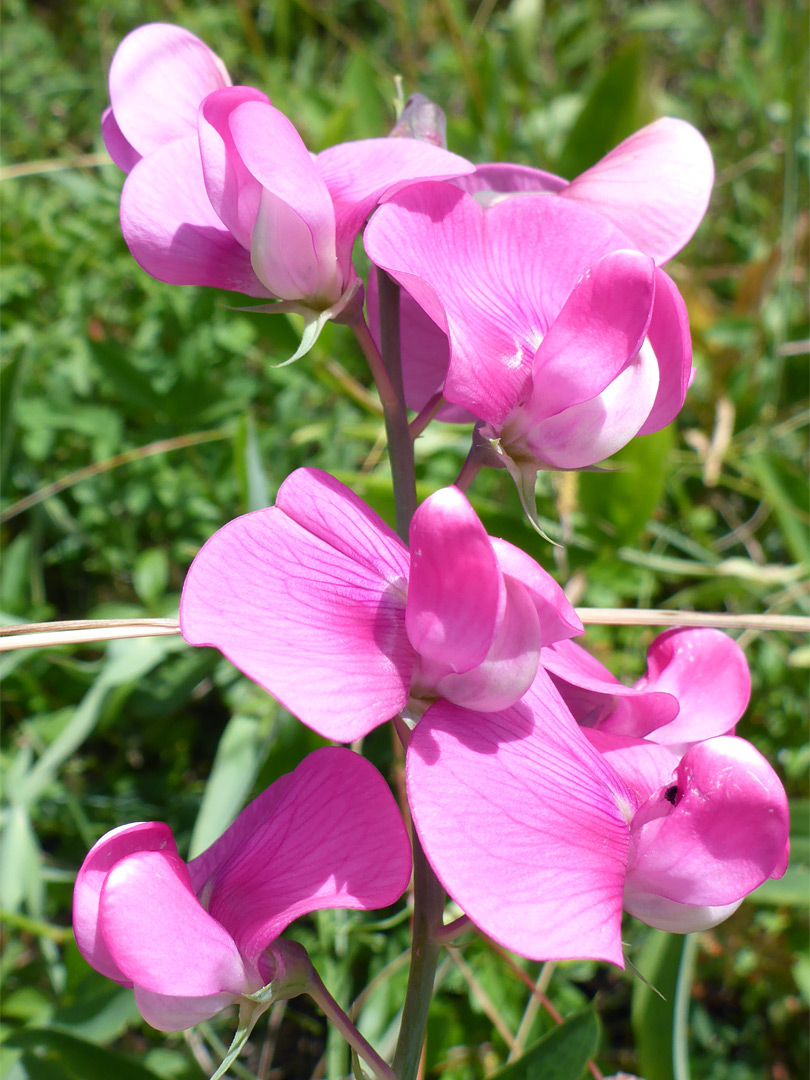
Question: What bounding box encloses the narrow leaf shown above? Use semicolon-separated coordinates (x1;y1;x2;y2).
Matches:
488;1010;600;1080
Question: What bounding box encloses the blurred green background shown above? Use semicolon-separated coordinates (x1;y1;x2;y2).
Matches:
1;1;808;1078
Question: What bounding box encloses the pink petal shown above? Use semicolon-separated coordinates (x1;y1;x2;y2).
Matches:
562;118;714;264
190;748;412;968
407;668;632;965
454;162;567;198
108;22;231;159
365;184;539;426
120;136;271;296
584;729;680;808
635;268;693;435
317;139;474;275
100;849;249;997
73;821;175;985
406;487;501;676
623;894;744;934
275;468;409;583
541;638;679;734
134;988;238;1033
197;86;273;248
101;107;141;174
522;249;656;423
630;628;751;747
180;472;413;742
625;736;790;908
519;332;661;469
481;195;637;352
489;538;583;646
434;574;541;711
217;100;340;303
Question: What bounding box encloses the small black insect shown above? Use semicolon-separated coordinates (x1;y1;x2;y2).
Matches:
664;784;679;804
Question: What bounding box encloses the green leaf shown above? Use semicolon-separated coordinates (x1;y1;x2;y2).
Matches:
579;426;674;550
0;804;43;913
0;350;25;488
5;1029;163;1080
188;713;269;859
233;412;271;513
132;548;170;608
744;451;810;565
631;930;697;1080
556;40;649;178
488;1010;600;1080
14;637;174;807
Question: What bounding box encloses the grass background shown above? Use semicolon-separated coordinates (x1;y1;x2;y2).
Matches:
1;1;808;1078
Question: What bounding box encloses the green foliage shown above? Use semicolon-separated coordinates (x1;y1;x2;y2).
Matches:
1;0;807;1077
489;1011;599;1080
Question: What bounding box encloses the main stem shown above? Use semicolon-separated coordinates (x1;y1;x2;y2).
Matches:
392;832;445;1079
360;268;444;1079
375;269;418;537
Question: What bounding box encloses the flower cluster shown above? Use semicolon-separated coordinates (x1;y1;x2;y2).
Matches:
74;19;790;1063
180;470;789;964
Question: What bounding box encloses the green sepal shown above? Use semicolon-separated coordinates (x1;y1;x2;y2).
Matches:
226;280;362;366
208;1000;268;1080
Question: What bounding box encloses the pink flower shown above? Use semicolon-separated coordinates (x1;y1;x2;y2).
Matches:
180;467;582;742
407;670;789;963
365;118;710;426
72;748;411;1031
542;627;752;751
103;23;474;316
364;183;692;479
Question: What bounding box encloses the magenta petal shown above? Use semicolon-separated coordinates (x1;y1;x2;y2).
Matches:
542;639;680;734
407;669;632;964
455;162;567;198
190;748;412;967
521;337;661;468
221;101;340;302
636;268;693;436
275;468;409;583
198;86;273;248
524;249;656;423
489;538;583;646
365;183;535;425
73;821;175;985
108;23;231;158
101;107;141;174
563;118;714;264
134;988;238;1033
100;849;248;997
434;574;541;711
317;139;474;272
584;729;680;808
180;474;413;742
406;487;500;675
120;136;270;296
626;736;790;907
634;628;751;746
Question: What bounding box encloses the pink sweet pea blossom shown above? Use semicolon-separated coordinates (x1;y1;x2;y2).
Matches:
407;670;789;963
364;183;692;485
365;118;710;424
180;467;582;742
73;748;411;1031
103;23;473;322
542;627;751;751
